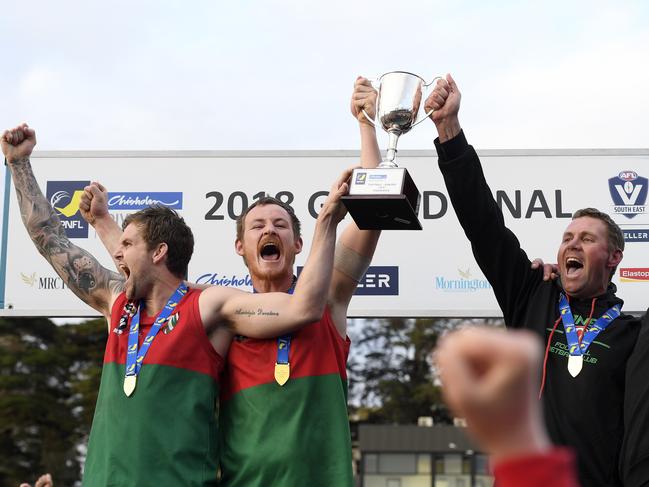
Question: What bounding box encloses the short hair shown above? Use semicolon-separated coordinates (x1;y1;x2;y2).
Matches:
235;196;301;242
572;208;625;252
123;205;194;278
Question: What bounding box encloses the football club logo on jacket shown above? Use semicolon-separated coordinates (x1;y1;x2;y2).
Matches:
608;171;647;219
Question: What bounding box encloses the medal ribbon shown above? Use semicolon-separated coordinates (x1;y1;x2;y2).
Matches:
558;293;621;356
252;276;297;379
125;282;188;379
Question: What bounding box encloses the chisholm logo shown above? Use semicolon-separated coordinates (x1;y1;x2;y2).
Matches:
194;273;252;287
107;192;183;210
435;268;492;292
619;268;649;283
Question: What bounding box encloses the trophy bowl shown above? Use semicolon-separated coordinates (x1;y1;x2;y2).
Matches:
342;71;440;230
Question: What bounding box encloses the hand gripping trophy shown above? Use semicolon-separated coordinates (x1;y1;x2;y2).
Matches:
342;71;440;230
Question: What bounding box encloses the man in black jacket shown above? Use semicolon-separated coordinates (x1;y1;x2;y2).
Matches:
424;74;641;487
620;311;649;487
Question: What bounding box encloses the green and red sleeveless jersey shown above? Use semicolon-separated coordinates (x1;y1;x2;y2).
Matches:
219;307;353;487
83;289;224;487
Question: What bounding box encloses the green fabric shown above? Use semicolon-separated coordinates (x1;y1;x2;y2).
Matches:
219;373;353;487
83;363;219;487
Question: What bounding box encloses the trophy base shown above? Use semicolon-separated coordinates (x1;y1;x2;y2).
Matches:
341;167;422;230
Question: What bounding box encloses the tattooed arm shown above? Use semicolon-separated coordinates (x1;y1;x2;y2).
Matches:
2;124;124;319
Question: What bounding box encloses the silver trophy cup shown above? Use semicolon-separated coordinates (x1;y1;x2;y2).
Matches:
342;71;440;230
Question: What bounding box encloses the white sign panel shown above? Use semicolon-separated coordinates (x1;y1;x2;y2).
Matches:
1;149;648;317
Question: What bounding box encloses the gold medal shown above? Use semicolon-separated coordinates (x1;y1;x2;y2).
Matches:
274;363;290;386
124;375;137;396
567;355;583;377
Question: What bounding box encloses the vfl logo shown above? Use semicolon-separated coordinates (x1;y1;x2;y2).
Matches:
608;171;647;219
46;181;90;238
355;172;367;185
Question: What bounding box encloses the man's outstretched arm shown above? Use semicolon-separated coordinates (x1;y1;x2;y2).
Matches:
2;124;123;319
327;76;383;336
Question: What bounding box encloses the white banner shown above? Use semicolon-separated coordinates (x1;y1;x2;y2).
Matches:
1;149;648;317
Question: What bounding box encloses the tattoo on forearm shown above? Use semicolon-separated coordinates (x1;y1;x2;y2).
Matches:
235;308;280;317
9;158;124;306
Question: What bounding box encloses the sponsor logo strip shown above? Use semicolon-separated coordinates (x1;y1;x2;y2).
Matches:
608;170;648;220
194;273;252;287
623;229;649;243
435;268;492;293
297;265;399;296
107;192;183;210
620;268;649;282
46;181;90;238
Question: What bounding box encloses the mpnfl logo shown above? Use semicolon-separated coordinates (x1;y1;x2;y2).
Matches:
608;171;647;219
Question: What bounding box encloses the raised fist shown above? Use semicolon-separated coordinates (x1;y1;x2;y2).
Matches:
1;123;37;163
79;182;110;225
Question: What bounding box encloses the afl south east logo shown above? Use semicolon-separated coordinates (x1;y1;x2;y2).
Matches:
608;171;647;219
46;181;90;238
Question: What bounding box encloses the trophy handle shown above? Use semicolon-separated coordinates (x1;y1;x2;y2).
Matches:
361;109;376;126
360;77;381;126
412;75;443;128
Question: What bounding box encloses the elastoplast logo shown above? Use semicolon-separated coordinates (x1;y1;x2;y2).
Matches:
608;171;647;219
107;192;183;210
297;265;399;295
355;172;367;185
46;181;90;238
619;268;649;282
435;268;492;293
195;273;252;287
624;229;649;243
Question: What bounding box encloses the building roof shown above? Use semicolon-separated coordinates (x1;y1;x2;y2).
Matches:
359;424;478;453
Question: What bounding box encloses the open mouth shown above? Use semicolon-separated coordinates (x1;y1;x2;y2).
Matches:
119;264;131;279
565;257;584;276
260;242;281;261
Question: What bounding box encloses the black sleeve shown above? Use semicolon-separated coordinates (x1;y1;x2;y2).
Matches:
436;131;541;327
620;310;649;485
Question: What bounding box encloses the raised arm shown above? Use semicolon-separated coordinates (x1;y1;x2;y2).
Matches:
2;124;123;318
79;181;123;270
199;168;351;339
327;77;383;335
424;75;541;325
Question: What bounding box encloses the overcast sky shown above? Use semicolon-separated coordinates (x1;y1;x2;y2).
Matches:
2;1;648;218
1;0;648;152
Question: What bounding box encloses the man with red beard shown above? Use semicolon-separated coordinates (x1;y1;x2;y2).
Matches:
81;77;383;486
423;75;641;487
2;122;351;486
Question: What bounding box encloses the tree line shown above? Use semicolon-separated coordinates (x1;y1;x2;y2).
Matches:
0;316;502;484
